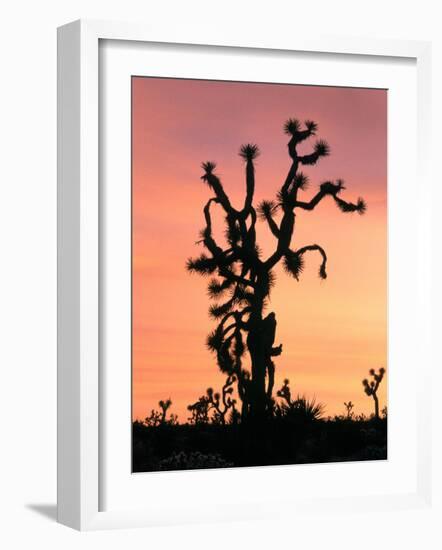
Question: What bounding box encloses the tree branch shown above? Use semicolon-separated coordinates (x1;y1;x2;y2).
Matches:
201;197;221;254
239;144;259;213
297;244;328;280
257;200;280;238
294;189;328;211
201;162;236;214
295;181;366;215
298;140;330;165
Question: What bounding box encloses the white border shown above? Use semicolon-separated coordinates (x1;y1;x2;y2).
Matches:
57;19;432;531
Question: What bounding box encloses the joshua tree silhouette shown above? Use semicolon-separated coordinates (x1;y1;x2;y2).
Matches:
276;378;293;407
206;375;237;425
144;398;178;426
187;118;366;421
362;368;385;419
344;401;355;419
188;375;238;425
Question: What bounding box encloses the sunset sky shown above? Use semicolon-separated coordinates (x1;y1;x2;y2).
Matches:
132;77;387;422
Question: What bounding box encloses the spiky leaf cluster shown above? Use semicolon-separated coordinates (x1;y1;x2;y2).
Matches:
186;254;218;275
283;251;304;280
304;120;318;133
239;143;260;161
200;161;217;182
207;278;233;298
293;172;309;190
209;300;235;320
314;139;330;157
320;180;343;195
334;196;366;215
206;328;224;352
257;200;278;220
283;118;301;135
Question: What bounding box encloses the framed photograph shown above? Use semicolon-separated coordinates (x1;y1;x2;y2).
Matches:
130;76;388;471
57;20;432;530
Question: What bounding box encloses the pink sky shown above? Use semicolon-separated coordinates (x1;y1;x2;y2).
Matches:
132;77;387;422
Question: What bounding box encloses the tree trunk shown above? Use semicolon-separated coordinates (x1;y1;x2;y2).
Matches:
247;320;268;422
373;394;379;420
250;347;267;420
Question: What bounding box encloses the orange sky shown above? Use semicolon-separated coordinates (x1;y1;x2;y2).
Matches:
132;77;387;422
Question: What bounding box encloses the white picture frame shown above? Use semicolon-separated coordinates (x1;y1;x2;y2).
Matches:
57;19;432;531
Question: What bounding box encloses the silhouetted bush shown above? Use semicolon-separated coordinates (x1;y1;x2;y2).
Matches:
274;379;324;422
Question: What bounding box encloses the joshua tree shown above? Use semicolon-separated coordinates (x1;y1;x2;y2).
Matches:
276;378;293;407
344;400;355;419
158;399;172;423
362;368;385;420
188;375;238;425
144;398;178;426
206;375;237;425
187;118;366;421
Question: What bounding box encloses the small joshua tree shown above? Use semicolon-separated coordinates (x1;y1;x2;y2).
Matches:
187;118;366;421
188;375;238;425
362;368;385;420
276;378;293;407
158;399;174;423
206;375;237;425
344;401;354;419
144;398;178;426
